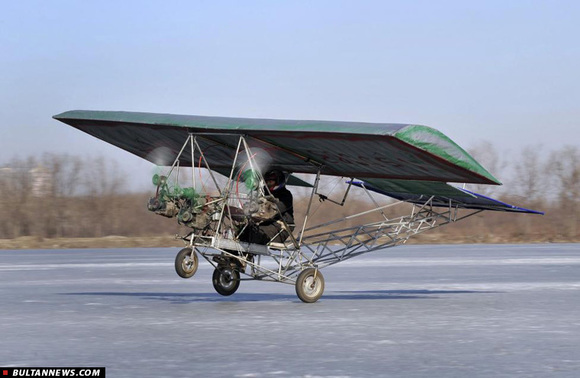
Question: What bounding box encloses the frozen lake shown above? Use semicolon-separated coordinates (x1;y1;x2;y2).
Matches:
1;244;579;377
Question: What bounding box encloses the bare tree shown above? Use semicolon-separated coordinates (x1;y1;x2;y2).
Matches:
1;157;37;237
466;141;508;196
548;146;580;238
42;153;84;237
512;145;547;206
0;167;13;238
82;156;127;237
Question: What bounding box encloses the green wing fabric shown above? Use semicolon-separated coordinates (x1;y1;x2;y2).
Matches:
53;110;500;185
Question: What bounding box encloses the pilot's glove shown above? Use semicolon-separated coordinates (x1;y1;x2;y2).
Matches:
258;195;275;204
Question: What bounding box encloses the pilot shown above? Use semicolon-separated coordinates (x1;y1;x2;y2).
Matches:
241;169;294;245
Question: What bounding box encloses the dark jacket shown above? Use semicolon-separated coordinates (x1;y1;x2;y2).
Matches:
271;186;294;220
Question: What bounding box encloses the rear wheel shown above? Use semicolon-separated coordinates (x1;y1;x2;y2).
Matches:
212;266;240;296
295;268;324;303
175;248;198;279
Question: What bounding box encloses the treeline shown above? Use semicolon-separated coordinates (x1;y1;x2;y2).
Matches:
0;145;578;243
0;154;177;239
461;143;579;242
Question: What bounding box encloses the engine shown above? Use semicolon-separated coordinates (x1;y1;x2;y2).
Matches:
147;174;216;232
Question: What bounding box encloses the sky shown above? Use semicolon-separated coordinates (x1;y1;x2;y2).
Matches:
1;0;579;190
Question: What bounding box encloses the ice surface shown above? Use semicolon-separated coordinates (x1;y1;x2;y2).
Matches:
1;244;579;377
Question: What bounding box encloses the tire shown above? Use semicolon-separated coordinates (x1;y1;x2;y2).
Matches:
295;268;325;303
175;248;198;279
212;266;240;296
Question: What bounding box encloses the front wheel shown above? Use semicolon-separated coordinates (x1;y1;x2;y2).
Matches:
175;248;198;279
295;268;325;303
212;266;240;296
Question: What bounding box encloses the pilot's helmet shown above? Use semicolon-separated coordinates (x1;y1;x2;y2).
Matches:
264;169;285;191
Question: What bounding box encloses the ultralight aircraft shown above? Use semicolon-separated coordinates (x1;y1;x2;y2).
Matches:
54;111;542;302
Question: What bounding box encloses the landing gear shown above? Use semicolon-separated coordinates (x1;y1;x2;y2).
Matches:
212;266;240;296
175;248;198;278
295;268;324;303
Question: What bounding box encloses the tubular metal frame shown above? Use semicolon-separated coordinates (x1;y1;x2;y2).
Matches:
166;134;483;285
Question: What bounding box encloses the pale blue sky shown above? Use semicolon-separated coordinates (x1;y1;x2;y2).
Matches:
1;0;578;189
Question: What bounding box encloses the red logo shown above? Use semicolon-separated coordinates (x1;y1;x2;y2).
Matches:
3;370;8;376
